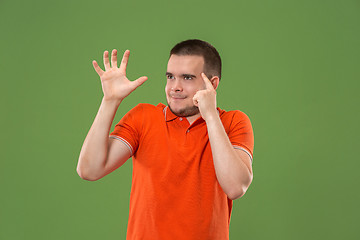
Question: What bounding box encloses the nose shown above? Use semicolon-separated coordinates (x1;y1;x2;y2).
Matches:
172;79;183;92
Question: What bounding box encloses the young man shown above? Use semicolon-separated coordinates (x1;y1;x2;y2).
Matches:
77;39;254;240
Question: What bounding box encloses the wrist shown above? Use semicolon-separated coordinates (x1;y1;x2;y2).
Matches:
203;109;219;122
101;97;122;107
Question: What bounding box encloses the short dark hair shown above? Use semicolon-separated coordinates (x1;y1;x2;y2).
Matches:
170;39;222;81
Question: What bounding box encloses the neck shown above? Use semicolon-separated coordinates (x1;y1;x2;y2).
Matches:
186;113;201;125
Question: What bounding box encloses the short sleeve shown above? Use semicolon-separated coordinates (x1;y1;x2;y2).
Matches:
109;104;143;156
228;111;254;164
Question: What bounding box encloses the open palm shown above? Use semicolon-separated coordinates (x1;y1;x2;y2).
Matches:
92;49;148;102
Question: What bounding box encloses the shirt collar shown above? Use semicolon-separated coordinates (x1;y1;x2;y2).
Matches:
163;106;178;122
162;104;221;122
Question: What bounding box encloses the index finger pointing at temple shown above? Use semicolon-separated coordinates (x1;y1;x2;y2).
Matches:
201;73;214;90
119;50;130;74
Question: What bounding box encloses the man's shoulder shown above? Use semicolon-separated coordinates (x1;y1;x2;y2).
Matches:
218;107;252;125
219;107;251;118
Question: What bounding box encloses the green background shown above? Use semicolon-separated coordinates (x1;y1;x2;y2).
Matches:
1;0;359;239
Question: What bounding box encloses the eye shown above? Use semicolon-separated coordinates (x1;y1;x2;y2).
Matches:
184;76;192;80
167;75;174;80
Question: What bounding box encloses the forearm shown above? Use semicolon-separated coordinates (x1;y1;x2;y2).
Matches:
205;114;252;199
77;97;121;180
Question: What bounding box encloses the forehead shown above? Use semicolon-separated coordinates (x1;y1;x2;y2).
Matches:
167;54;204;74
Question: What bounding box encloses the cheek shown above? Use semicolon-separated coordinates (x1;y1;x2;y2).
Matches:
165;84;170;94
165;79;173;88
184;85;199;96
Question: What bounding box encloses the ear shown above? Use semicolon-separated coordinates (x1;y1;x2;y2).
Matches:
210;76;220;90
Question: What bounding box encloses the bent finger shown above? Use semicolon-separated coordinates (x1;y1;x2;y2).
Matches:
93;60;104;77
193;95;199;107
119;50;130;74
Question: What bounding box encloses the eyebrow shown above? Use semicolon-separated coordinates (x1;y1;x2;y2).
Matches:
165;72;197;78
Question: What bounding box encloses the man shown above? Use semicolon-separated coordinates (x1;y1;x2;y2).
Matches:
77;39;254;240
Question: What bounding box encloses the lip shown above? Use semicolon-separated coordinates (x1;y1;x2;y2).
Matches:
170;95;186;99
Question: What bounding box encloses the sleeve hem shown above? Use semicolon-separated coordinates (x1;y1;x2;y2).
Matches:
109;135;134;156
233;145;253;164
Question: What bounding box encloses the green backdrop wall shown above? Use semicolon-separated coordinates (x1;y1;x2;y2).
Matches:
1;0;359;239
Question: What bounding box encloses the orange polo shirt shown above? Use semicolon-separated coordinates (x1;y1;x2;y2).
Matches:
109;103;254;240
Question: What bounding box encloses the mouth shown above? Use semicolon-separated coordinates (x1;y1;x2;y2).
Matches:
170;95;186;100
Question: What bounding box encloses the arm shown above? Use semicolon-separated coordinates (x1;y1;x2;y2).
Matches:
77;98;130;181
193;73;253;200
76;49;147;181
204;114;253;200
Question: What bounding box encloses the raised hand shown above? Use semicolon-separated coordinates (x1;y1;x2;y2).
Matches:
92;49;148;103
193;73;218;121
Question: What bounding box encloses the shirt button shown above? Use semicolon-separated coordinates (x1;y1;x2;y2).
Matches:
187;130;190;133
179;117;183;121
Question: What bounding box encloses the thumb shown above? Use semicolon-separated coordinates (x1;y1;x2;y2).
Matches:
132;76;148;88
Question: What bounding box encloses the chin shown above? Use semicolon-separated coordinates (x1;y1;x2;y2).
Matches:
168;104;199;117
